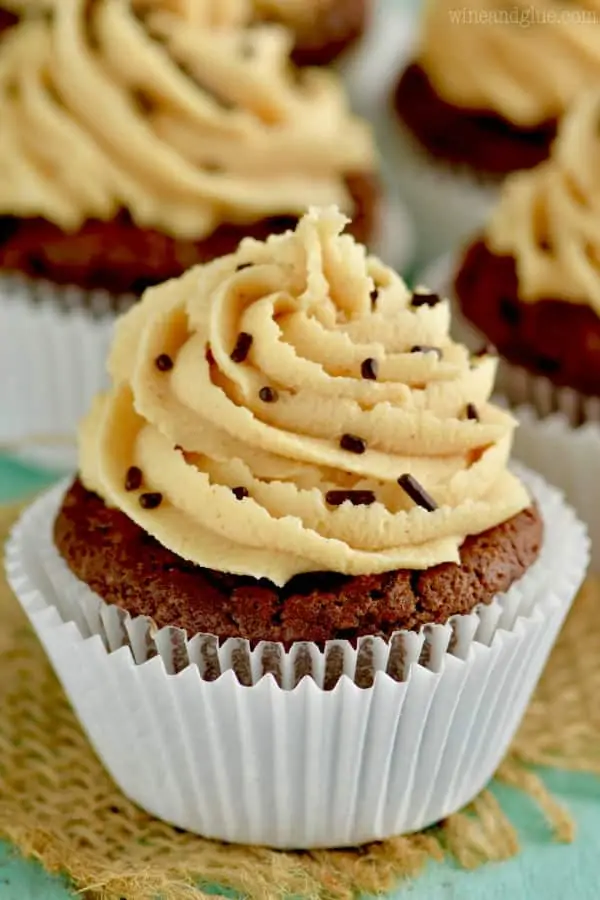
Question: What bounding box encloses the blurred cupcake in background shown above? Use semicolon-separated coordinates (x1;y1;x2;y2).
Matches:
0;0;385;469
454;91;600;416
425;91;600;568
3;0;371;66
391;0;599;264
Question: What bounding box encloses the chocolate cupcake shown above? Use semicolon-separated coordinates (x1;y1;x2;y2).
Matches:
454;91;600;411
421;92;600;570
0;0;381;468
390;0;597;263
7;207;589;848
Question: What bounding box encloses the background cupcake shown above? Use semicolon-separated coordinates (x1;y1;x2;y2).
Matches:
454;91;600;417
422;90;600;569
0;0;388;469
7;208;588;848
391;0;600;264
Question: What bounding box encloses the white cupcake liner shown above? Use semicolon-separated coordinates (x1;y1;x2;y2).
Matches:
0;273;128;472
420;252;600;572
4;467;588;848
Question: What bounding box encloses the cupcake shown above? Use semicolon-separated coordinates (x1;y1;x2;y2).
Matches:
253;0;370;67
6;208;589;848
390;0;594;263
421;91;600;569
0;0;381;468
454;91;600;415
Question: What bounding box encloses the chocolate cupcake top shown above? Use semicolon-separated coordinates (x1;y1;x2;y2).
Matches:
419;0;600;127
485;91;600;313
80;207;529;585
0;0;374;238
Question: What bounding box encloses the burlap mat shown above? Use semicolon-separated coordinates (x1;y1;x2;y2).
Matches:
0;503;599;900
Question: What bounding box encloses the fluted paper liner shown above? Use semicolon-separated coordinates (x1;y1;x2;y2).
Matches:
5;467;588;848
421;252;600;572
0;273;130;471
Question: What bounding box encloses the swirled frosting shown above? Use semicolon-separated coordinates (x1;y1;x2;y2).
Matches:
419;0;600;127
254;0;334;29
485;91;600;316
0;0;374;237
80;207;529;584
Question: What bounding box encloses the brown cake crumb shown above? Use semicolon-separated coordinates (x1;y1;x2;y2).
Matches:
394;62;556;176
455;238;600;397
0;173;379;299
54;479;543;648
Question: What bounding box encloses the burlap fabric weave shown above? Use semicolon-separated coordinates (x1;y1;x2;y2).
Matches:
0;502;598;900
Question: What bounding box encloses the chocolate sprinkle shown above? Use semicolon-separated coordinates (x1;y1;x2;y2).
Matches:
410;290;441;308
397;474;438;511
155;353;173;371
132;88;156;115
124;466;142;492
259;386;279;403
326;490;376;507
232;486;249;500
360;357;379;380
236;262;253;271
466;402;479;421
410;345;442;359
340;433;367;454
139;492;163;510
230;332;253;363
370;288;379;308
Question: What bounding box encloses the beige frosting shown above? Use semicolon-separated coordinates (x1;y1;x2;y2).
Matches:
0;0;374;238
80;207;529;585
420;0;600;127
254;0;335;28
485;91;600;315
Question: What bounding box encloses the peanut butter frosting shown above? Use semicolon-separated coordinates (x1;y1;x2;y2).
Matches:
79;208;529;584
419;0;600;127
254;0;335;29
485;91;600;316
0;0;374;238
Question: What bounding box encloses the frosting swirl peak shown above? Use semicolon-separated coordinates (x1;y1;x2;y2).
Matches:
81;208;529;584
